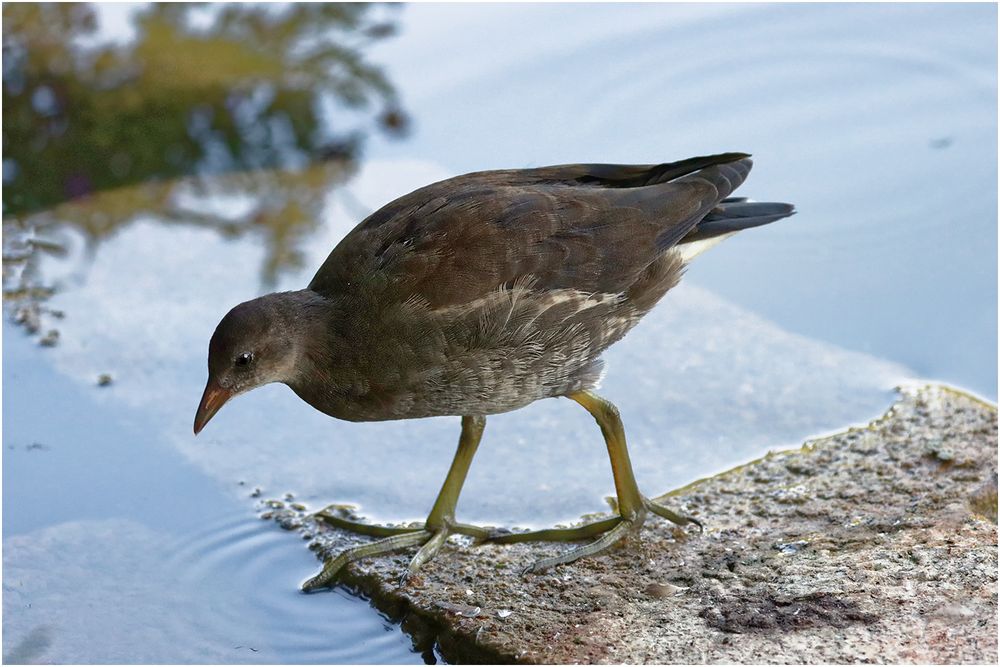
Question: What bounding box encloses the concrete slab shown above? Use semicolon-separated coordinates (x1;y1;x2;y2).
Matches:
267;385;997;663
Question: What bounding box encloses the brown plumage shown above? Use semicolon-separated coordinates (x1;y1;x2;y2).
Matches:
194;152;794;588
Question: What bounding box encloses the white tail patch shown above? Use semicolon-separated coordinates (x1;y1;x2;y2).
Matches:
676;232;737;263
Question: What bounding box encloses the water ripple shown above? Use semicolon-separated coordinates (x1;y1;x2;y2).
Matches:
160;511;421;663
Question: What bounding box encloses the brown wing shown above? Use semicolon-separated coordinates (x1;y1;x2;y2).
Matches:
308;153;752;307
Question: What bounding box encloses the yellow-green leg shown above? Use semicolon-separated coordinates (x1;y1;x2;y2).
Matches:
303;415;489;591
490;390;701;573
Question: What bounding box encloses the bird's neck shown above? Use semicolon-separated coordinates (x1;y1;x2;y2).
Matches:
257;289;342;385
275;290;388;420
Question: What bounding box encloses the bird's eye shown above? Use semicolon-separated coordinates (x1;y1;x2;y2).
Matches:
235;352;254;367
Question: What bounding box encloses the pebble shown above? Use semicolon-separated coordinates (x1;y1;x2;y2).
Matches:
436;601;482;618
774;540;809;554
644;582;685;599
934;603;976;620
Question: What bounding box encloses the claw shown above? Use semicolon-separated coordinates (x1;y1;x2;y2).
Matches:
302;558;346;592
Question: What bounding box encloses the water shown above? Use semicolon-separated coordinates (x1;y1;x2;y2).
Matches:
4;324;419;664
365;3;997;399
4;3;996;664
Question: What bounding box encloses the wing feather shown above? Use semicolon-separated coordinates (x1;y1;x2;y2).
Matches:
309;154;753;308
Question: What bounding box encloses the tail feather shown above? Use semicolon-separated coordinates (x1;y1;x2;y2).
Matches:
697;200;796;235
676;198;796;262
654;156;755;251
642;152;751;187
567;151;752;188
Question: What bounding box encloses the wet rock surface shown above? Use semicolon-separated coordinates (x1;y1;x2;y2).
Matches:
271;385;998;663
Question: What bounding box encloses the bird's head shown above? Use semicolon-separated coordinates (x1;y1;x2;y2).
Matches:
193;295;305;434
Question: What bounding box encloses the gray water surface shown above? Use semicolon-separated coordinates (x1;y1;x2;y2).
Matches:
4;3;997;664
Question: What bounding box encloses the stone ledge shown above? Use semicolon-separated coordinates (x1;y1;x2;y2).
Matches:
271;385;997;664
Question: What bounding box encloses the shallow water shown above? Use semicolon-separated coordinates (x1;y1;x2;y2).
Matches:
4;3;996;664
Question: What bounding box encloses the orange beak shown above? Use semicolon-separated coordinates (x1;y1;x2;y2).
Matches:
193;380;233;435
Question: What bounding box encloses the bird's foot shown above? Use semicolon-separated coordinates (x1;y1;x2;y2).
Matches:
312;505;425;537
488;496;701;574
302;511;492;592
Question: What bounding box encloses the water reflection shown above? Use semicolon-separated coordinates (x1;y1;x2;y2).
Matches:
2;626;52;665
2;2;406;335
3;5;423;662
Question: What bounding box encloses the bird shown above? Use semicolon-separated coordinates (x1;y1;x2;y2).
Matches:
193;152;794;591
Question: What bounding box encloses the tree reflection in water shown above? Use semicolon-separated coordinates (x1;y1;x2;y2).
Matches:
2;3;408;337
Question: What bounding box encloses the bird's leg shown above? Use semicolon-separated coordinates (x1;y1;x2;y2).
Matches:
424;415;487;533
303;415;488;591
400;414;491;577
489;391;700;573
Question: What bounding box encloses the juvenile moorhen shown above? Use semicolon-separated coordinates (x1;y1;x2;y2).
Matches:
194;153;794;590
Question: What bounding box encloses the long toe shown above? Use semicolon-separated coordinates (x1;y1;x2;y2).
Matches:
488;516;623;544
304;517;500;590
301;530;431;591
525;518;636;574
406;529;450;575
314;507;424;538
644;497;703;531
494;500;703;574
